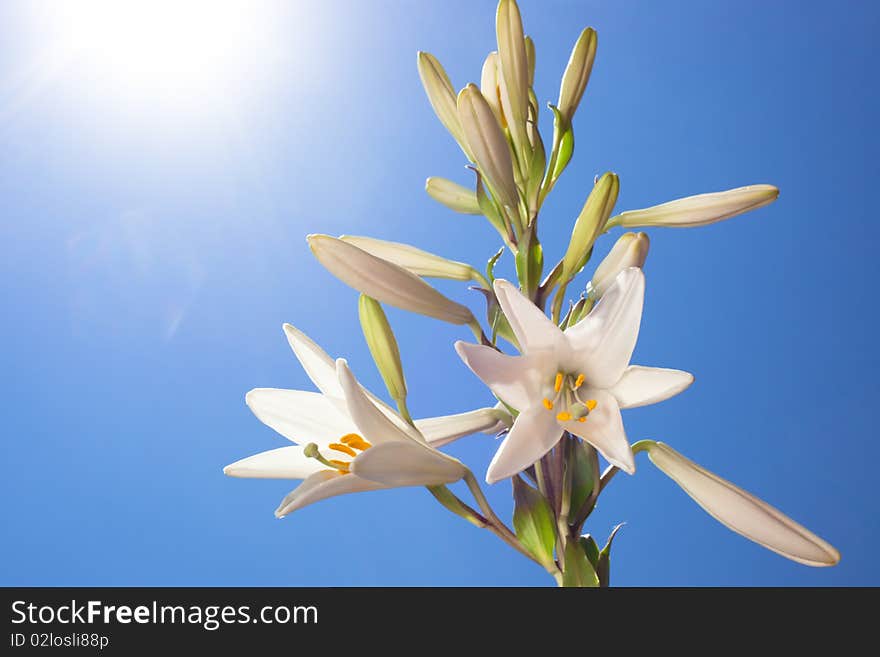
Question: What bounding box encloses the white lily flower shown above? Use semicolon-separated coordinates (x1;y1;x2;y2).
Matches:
646;442;840;566
608;184;779;228
308;234;474;324
224;325;502;517
455;268;694;483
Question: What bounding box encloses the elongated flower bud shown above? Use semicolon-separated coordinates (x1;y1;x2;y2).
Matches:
646;442;840;567
340;235;477;281
480;51;505;127
308;235;474;325
557;27;597;125
524;35;536;87
358;295;407;403
609;184;779;228
417;51;472;160
496;0;530;169
590;232;649;298
425;177;481;215
562;172;619;280
457;83;519;209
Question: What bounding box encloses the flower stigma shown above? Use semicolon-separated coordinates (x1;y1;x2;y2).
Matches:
303;434;373;474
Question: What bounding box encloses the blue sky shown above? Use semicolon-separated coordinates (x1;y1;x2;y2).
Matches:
1;0;877;586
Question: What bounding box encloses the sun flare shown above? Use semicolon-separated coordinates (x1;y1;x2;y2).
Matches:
32;0;286;115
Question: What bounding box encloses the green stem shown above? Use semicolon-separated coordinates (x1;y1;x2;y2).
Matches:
396;398;414;426
550;281;568;325
427;485;487;528
462;471;558;576
556;438;573;554
597;440;655;493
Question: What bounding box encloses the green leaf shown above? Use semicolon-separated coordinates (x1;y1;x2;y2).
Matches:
486;247;504;283
568;440;595;516
579;534;600;568
562;539;600;587
596;523;625;587
512;475;556;568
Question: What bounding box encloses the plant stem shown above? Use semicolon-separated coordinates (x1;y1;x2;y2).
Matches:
556;438;573;554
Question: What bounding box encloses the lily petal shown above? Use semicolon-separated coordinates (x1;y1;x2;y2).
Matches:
611;365;694;409
563;389;635;474
275;470;387;518
455;341;548;410
564;267;644;389
494;278;563;354
336;359;420;445
487;405;563;484
350;441;466;486
416;407;510;448
283;323;345;402
223;445;327;480
245;388;356;446
646;442;840;567
283;323;419;439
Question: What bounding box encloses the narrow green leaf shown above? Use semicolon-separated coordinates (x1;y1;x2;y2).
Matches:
562;539;600;587
579;534;600;568
596;523;625;587
569;440;595;516
486;247;505;284
512;475;557;568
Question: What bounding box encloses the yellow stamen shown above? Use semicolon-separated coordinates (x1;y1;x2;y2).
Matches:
542;398;554;410
340;433;372;451
328;459;351;473
585;399;598;411
574;374;585;389
577;417;586;423
554;372;564;393
328;442;357;458
556;411;572;422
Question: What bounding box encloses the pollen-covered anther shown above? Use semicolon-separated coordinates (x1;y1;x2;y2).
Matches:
556;411;573;422
340;433;372;451
542;398;554;410
574;374;585;389
554;372;564;393
585;399;598;411
328;442;357;457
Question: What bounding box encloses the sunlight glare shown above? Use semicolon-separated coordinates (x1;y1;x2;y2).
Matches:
44;0;285;114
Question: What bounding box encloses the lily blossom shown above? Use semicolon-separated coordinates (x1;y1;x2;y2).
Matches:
224;324;503;517
456;268;693;483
